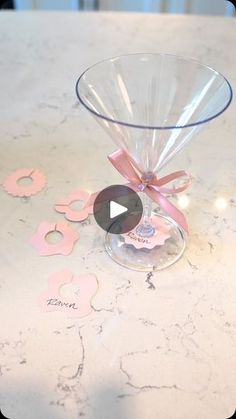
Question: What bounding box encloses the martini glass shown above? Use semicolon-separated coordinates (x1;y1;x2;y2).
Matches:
76;53;232;271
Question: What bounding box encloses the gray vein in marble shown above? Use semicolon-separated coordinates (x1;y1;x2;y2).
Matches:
70;328;85;380
186;257;198;271
145;272;155;289
119;357;180;396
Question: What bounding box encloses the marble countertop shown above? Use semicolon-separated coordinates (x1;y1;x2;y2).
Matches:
0;11;235;419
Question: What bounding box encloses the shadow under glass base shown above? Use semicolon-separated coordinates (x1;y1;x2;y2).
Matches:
104;213;186;271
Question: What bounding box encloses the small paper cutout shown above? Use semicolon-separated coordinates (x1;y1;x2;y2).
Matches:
39;269;98;318
2;168;46;197
30;221;79;256
122;216;171;249
54;190;93;222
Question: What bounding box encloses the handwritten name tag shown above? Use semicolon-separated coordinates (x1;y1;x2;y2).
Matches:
122;216;171;249
47;298;78;310
39;270;98;318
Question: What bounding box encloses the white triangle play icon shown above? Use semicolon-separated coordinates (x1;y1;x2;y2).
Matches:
110;200;128;219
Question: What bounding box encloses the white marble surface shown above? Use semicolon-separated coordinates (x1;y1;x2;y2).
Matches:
0;11;235;419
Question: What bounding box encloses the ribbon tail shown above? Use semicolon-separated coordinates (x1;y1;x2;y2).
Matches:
146;188;189;233
151;171;192;194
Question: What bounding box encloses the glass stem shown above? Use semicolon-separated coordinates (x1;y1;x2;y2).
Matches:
143;192;152;227
136;192;155;238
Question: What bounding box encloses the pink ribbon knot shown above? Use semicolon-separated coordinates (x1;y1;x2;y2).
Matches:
108;149;191;233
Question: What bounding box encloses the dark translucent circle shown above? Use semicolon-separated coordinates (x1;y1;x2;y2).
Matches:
93;185;143;235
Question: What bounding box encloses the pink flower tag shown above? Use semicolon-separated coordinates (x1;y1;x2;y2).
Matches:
30;221;80;256
39;270;98;318
122;216;171;249
2;168;46;197
54;190;93;222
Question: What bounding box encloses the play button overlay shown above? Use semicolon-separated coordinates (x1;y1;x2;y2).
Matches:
110;201;127;219
93;185;143;234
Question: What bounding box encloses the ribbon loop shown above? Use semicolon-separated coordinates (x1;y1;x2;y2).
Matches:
108;149;191;233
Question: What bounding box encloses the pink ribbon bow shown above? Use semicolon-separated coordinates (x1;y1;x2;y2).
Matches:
108;149;191;232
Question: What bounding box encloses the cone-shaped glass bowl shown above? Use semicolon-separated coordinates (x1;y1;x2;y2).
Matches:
76;53;232;271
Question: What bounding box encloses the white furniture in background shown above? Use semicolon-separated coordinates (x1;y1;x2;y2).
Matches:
14;0;235;15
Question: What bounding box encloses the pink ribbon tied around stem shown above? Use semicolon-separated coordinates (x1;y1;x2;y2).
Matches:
108;149;191;233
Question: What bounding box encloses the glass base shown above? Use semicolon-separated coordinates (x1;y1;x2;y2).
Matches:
105;212;186;271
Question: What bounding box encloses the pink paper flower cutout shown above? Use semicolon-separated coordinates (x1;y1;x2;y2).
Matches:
39;269;98;318
54;190;93;222
30;220;80;256
3;168;46;197
123;216;171;250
